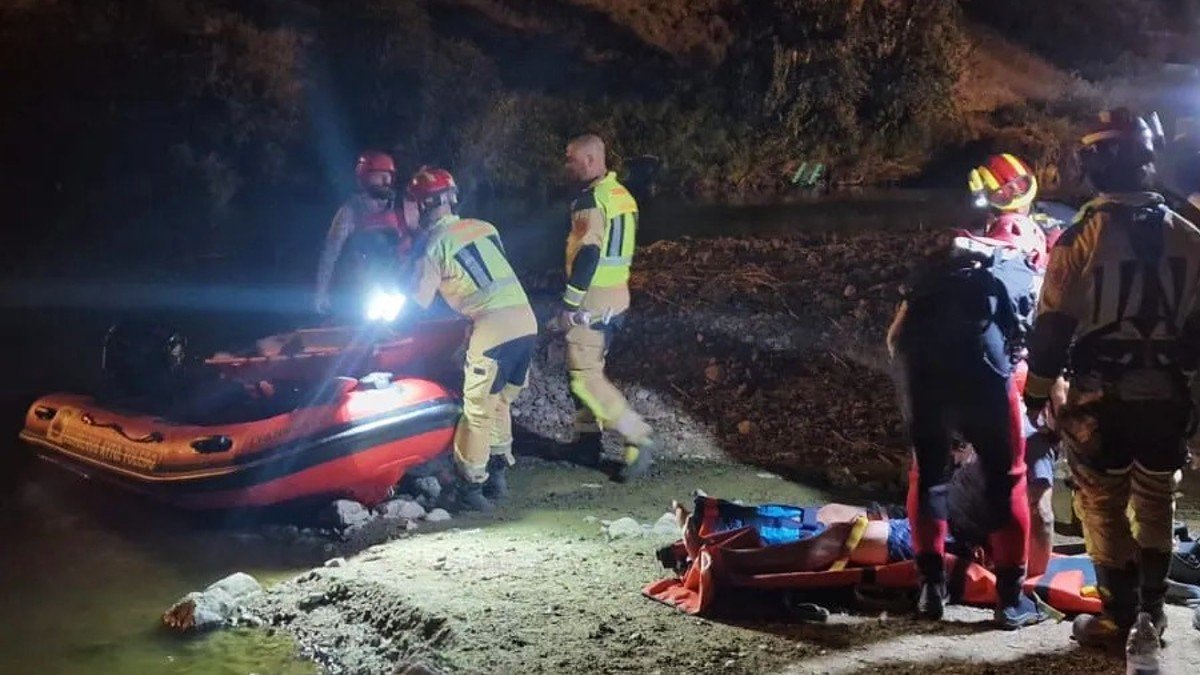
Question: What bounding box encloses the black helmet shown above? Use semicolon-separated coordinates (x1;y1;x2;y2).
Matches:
1078;108;1158;193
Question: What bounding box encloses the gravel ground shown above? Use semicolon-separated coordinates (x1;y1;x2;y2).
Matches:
243;229;1200;674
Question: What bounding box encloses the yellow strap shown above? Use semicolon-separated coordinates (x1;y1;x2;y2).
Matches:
828;515;869;571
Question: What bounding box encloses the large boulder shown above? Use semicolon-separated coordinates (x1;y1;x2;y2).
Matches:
163;572;264;633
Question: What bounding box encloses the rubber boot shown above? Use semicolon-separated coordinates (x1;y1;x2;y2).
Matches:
571;432;603;468
1072;564;1139;651
615;435;657;483
993;566;1046;629
1140;549;1171;638
915;552;948;620
456;480;495;514
483;455;509;500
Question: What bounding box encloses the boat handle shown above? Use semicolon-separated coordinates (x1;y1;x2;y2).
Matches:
80;413;164;443
191;435;233;454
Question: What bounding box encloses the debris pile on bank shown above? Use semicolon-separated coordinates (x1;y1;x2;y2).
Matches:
517;229;944;493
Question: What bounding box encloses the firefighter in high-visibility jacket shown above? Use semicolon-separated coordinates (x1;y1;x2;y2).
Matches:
1025;109;1200;649
560;134;657;481
405;167;538;512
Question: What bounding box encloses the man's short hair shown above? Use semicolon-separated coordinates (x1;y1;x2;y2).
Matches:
568;134;605;158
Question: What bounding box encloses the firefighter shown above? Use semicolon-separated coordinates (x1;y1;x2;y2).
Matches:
887;216;1049;629
405;167;537;512
1025;108;1200;649
560;134;657;481
968;153;1057;577
315;150;412;317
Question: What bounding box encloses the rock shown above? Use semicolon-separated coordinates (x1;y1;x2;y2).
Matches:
321;500;372;530
651;512;680;536
583;515;599;524
377;498;426;521
843;284;857;298
414;476;442;500
324;557;346;568
425;508;452;523
162;573;263;633
737;420;754;435
604;517;644;540
297;592;329;611
163;590;233;632
703;364;724;384
206;572;264;604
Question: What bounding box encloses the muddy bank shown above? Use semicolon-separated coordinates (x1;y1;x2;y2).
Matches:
516;229;939;493
248;459;835;675
240;228;1199;674
246;459;1200;675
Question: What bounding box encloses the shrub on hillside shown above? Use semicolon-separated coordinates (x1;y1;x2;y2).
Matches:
727;0;969;182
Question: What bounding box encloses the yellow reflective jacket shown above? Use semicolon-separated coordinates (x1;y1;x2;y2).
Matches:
563;171;638;308
411;215;532;320
1026;192;1200;399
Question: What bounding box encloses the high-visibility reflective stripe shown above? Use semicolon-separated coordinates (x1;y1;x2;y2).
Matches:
597;256;631;266
607;214;626;258
1000;153;1028;178
487;233;506;256
979;166;1001;191
461;276;520;307
563;284;586;307
455;242;493;290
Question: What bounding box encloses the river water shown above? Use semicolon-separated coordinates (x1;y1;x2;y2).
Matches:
0;190;1194;674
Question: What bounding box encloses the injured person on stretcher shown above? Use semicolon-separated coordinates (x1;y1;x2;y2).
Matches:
672;440;1042;571
661;447;1200;615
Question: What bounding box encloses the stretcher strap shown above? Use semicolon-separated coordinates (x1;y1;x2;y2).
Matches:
829;515;869;572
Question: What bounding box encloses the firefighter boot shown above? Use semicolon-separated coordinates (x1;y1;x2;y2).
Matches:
1072;564;1139;651
1141;549;1171;638
483;455;510;501
916;552;949;620
456;479;495;514
615;435;657;483
994;566;1046;629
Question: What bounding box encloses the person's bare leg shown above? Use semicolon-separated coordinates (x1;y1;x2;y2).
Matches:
850;521;893;566
1027;482;1053;576
817;503;869;523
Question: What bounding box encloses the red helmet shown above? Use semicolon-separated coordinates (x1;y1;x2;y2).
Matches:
983;213;1049;271
967;153;1038;212
354;150;396;187
406;166;458;210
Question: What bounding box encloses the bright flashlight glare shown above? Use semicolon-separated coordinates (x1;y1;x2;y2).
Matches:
973;195;989;209
366;290;406;322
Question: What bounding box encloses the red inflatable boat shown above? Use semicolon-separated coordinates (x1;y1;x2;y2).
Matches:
18;320;469;510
